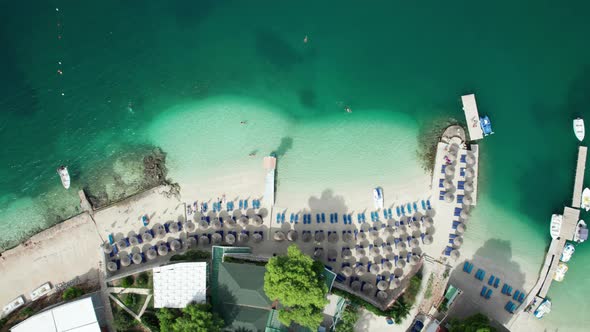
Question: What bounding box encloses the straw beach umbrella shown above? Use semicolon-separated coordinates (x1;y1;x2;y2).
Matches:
356;248;366;257
157;228;166;239
186;237;197;248
410;238;420;249
170;239;181;251
169;222;179;233
444;192;455;203
423;217;434;228
225;233;236;245
457;223;466;233
252;233;263;243
443;179;454;190
211;233;222;244
351;280;361;291
132;253;142;264
384;245;394;255
238;233;249;243
396;259;406;268
358;232;367;241
410;255;420;265
253;215;263;226
185;221;196;233
446;153;456;162
423;235;433;245
466;153;475;165
370;230;380;239
342;248;352;259
313;248;324;259
377;280;388;291
117;239;127;249
129;236;139;247
464;181;474;192
362;283;374;295
238;216;249;227
212;219;222;230
465;168;475;178
410;221;420;231
199;235;210;246
370;264;381;274
198;220;209;229
120;255;131;267
390;278;401;289
453;236;463;246
225;217;236;228
373;237;384;247
146;248;157;260
107;261;118;272
445;165;455;176
371;246;381;257
451;250;461;259
343;232;353;243
274;231;285;242
328;232;338;243
342;266;353;277
385;227;395;235
142;232;153;243
102;243;113;254
287;230;298;242
355;265;366;276
463;195;473;206
302;232;312;242
384;260;393;271
460;209;470;220
315;232;325;243
328;249;337;261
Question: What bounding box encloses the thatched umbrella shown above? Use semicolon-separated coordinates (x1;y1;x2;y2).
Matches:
208;211;218;219
225;217;236;228
356;248;366;257
327;249;337;261
377;280;389;291
446;153;456;162
211;219;222;230
186;237;197;248
199;235;210;246
252;215;263;226
443;179;454;190
464;181;474;192
362;283;374;295
410;238;420;249
132;253;142;264
185;221;196;233
463;195;473;206
370;230;380;239
343;232;353;243
384;245;394;255
357;232;367;241
107;261;118;272
423;217;434;228
102;243;113;254
445;165;455;176
129;236;139;247
157;228;167;239
238;216;249;227
373;238;384;247
198;220;209;229
377;291;388;301
383;260;393;270
457;223;466;233
315;232;325;243
225;233;236;245
211;233;222;244
342;266;353;277
389;278;401;289
371;246;381;257
342;248;352;259
354;265;366;276
396;259;406;268
313;248;324;259
142;232;153;243
444;192;455;203
274;231;285;242
453;236;463;246
146;248;157;260
117;239;127;249
169;222;179;233
120;255;131;267
370;264;381;274
460;209;470;220
170;239;181;251
466;153;475;165
397;241;407;250
238;233;249;243
287;230;298;242
423;235;433;245
410;255;420;265
252;233;263;243
351;280;362;291
410;221;420;231
328;232;338;243
451;250;461;259
385;227;395;235
465;167;475;178
302;232;312;242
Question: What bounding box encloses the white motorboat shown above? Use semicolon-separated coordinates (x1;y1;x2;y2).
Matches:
534;299;551;319
581;188;590;211
2;296;25;317
560;243;575;262
373;187;384;210
30;282;52;301
57;165;70;189
550;214;563;240
574;220;588;243
573;118;585;142
553;262;568;282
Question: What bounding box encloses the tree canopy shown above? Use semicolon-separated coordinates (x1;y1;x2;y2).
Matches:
264;245;329;330
156;304;224;332
449;313;495;332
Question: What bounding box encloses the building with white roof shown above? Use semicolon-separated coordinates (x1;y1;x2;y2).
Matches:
11;297;100;332
152;262;207;308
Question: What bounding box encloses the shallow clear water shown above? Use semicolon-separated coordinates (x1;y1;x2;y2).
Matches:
1;0;589;329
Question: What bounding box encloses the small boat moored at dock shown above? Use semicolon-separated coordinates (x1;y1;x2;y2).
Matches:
373;187;384;210
57;165;70;189
2;296;25;317
553;262;568;282
30;282;52;301
573;118;585;142
581;188;590;211
560;243;575;262
479;115;494;136
534;299;552;319
550;214;563;240
574;220;588;243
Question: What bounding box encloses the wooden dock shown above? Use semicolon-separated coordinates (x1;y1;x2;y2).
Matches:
461;94;484;141
572;146;587;208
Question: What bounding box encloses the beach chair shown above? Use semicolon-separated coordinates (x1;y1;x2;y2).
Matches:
454;207;462;216
427;200;432;209
485;288;492;299
383;210;388;219
460;154;466;163
335;214;338;223
441;164;447;174
421;200;426;210
501;284;507;294
294;214;299;224
413;202;418;212
457;195;464;204
290;213;294;223
239;200;243;209
467;263;474;273
406;252;412;263
493;277;500;288
458;181;465;190
488;275;495;286
439;192;446;201
460;167;465;177
452;221;460;229
361;213;366;222
513;290;520;301
321;213;326;223
407;203;412;213
281;213;285;223
108;234;114;244
275;213;280;224
444;246;453;256
401;205;405;215
506;286;513;296
480;286;488;297
348;214;353;224
439;178;445;188
396;206;401;217
243;199;248;209
518;292;525;303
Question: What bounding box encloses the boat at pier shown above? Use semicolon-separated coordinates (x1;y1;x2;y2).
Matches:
479;115;494;136
581;188;590;211
573;118;584;142
553;262;568;282
57;165;70;189
574;220;588;243
2;296;25;317
534;299;552;319
560;243;575;262
373;187;384;210
550;214;563;240
30;282;52;301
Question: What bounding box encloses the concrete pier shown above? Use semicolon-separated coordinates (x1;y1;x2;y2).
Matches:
572;146;587;208
461;94;484;141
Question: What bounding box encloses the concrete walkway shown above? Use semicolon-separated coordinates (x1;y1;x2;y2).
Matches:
108;293;141;322
107;287;151;295
138;294;153;317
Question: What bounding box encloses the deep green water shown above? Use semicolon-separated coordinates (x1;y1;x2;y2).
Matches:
1;0;589;329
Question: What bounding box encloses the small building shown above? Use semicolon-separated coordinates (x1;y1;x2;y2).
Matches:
11;296;103;332
152;262;207;308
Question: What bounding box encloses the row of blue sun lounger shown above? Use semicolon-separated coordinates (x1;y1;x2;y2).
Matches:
505;301;517;314
206;199;262;212
463;261;525;312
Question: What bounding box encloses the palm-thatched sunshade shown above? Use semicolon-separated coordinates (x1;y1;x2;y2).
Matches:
328;232;338;243
358;232;367;241
445;165;455;176
157;228;167;238
302;232;312;242
466;153;475;165
443;179;454;190
142;232;153;243
120;255;131;267
342;248;352;259
423;217;434;228
211;233;222;244
252;233;263;243
396;259;406;268
371;246;381;257
463;195;473;206
423;235;433;245
354;265;366;276
362;283;374;295
465;167;475;178
460;209;470;220
451;250;461;259
128;236;138;247
186;237;197;248
377;280;389;291
238;233;249;243
383;261;393;270
313;248;324;259
287;230;298;242
356;248;366;257
384;245;394;255
410;255;420;265
199;235;210;246
327;249;338;261
370;264;381;274
185;221;196;233
238;216;249;227
389;278;401;289
225;217;236;228
342;266;353;277
169;222;179;233
273;231;285;242
117;239;127;249
102;243;113;254
343;232;353;243
457;223;466;233
132;253;143;264
225;233;236;245
253;215;263;226
211;220;222;230
146;248;157;260
107;261;118;272
453;236;463;246
410;239;420;249
370;230;380;239
464;181;474;192
444;192;455;203
199;220;209;229
170;239;181;251
377;290;388;301
351;280;362;291
315;232;325;243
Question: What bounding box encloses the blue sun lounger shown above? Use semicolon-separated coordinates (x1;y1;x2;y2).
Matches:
444;246;453;256
316;214;321;224
441;164;447;174
475;269;485;281
383;210;388;219
295;214;299;224
452;221;461;229
457;195;464;204
439;179;445;188
427;200;432;209
518;292;525;303
480;286;488;297
347;214;353;224
407;203;412;213
493;277;500;288
458;181;465;190
463;261;470;272
488;275;495;286
396;206;401;217
439;191;446;201
460;154;466;163
401;206;405;215
454;208;462;216
421;200;426;210
290;213;294;223
460;167;465;177
387;208;393;219
485;288;492;299
239;200;243;209
513;290;520;301
108;234;114;244
322;213;326;223
504;301;516;313
501;284;507;294
413;202;418;212
243;199;248;209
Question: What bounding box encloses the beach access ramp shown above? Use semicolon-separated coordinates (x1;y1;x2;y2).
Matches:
461;94;484;141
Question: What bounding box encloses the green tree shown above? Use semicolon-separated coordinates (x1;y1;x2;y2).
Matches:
171;304;224;332
336;306;358;332
156;308;180;332
113;308;136;331
62;286;84;301
449;313;495;332
120;275;134;288
390;298;411;324
264;245;329;330
136;272;149;287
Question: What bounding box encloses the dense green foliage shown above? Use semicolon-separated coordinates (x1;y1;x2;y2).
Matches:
120;275;135;288
389;298;412;324
223;256;267;266
335;306;359;332
118;293;145;314
136;272;150;287
170;249;211;262
264;245;329;330
113;308;136;331
62;286;85;301
449;313;495;332
141;310;161;332
402;275;422;303
156;304;223;332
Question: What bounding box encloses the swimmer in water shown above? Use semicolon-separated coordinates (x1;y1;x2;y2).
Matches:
345;106;352;113
127;102;134;113
303;35;308;43
241;121;247;125
249;152;257;157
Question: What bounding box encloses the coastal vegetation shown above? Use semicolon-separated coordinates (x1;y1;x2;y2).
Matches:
169;249;211;262
424;274;434;299
263;245;328;330
335;306;359;332
112;304;137;331
115;293;146;315
156;304;223;332
223;255;267;266
449;313;495;332
416;117;461;174
120;275;135;288
62;286;85;301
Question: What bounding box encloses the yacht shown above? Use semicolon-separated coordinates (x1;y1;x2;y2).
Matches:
581;188;590;211
479;115;494;136
57;166;70;189
560;243;575;262
30;282;52;301
574;220;588;243
2;296;25;317
550;214;563;240
534;299;552;319
573;118;585;142
553;262;568;282
373;187;384;210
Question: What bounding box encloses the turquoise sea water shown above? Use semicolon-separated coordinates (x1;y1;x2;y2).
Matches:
1;0;589;329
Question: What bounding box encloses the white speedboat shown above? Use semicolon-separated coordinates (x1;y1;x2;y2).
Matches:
574;220;588;243
534;299;551;319
57;165;70;189
573;118;585;142
2;296;25;317
373;187;384;210
581;188;590;211
30;282;52;301
560;243;575;262
550;214;563;240
553;262;568;282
